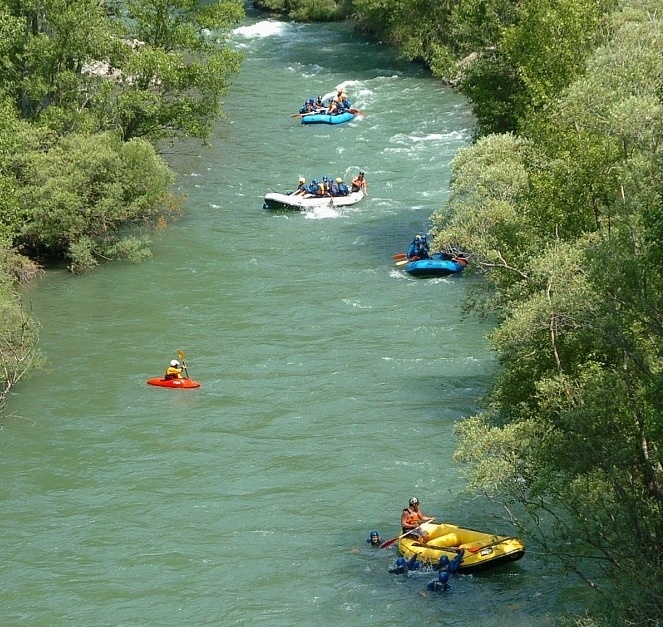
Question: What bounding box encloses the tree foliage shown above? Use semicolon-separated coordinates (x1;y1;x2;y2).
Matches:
430;1;663;621
112;0;244;141
253;0;350;21
0;0;244;141
350;0;617;135
13;131;181;273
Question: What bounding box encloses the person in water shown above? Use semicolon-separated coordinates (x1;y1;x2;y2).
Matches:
367;530;382;547
427;570;451;592
388;554;421;575
401;496;435;540
351;171;368;195
435;549;464;574
164;359;183;380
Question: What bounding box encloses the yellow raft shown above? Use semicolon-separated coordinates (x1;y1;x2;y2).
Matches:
398;521;525;574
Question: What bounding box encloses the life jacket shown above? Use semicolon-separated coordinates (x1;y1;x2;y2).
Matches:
165;367;182;380
338;182;349;196
402;507;420;528
330;182;340;196
305;183;319;194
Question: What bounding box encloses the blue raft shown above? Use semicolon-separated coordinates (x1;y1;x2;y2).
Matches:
405;253;467;278
301;110;356;125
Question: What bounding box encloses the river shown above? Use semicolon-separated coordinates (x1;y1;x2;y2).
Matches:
1;11;588;626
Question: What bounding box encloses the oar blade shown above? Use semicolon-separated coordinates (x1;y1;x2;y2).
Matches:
380;536;399;549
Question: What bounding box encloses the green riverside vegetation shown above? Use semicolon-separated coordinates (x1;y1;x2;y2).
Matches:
373;0;660;623
0;0;244;409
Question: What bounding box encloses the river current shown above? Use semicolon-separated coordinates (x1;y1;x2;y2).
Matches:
1;13;588;626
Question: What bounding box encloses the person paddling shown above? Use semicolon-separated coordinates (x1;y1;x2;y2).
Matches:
164;359;184;380
401;496;435;541
351;171;368;196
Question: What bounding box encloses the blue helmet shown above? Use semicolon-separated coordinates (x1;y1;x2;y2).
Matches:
439;555;450;567
396;557;406;567
312;179;319;184
438;571;450;583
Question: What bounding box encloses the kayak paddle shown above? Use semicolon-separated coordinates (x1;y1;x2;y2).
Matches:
177;349;190;379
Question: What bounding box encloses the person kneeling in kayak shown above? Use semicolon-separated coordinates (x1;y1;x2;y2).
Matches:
165;359;184;380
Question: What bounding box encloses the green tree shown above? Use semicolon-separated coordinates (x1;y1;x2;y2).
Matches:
110;0;244;141
437;2;663;622
14;131;181;273
0;0;123;133
0;0;244;142
0;273;43;412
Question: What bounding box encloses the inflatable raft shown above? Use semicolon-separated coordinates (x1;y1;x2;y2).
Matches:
398;521;525;573
146;377;201;389
405;254;467;278
263;189;364;211
300;110;356;125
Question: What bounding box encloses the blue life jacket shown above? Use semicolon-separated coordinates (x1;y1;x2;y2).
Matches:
338;182;349;196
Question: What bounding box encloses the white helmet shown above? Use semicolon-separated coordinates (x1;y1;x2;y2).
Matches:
170;359;180;367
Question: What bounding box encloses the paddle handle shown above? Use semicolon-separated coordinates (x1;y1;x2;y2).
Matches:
380;518;434;548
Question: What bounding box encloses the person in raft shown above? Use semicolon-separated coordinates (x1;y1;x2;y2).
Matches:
164;359;184;380
406;234;431;260
401;496;435;540
294;176;307;196
351;171;368;195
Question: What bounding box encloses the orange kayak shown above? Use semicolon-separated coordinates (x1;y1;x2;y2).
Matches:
146;377;201;389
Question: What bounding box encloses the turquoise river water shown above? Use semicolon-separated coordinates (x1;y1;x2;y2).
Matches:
1;11;589;627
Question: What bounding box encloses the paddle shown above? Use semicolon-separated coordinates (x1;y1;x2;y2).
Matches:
291;110;320;118
176;349;190;379
395;259;410;266
380;519;435;549
349;108;364;116
464;537;517;554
